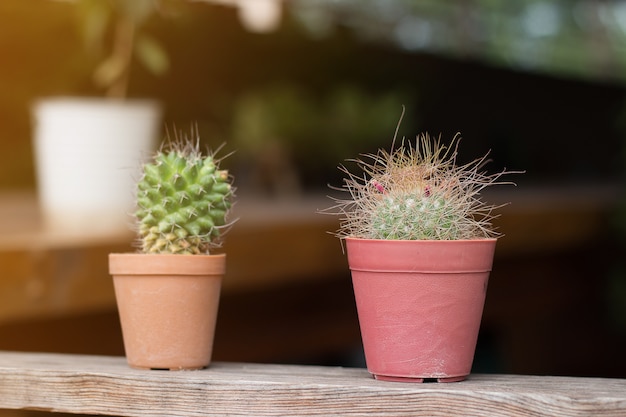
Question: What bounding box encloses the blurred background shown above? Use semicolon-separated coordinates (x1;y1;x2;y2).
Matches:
0;0;625;390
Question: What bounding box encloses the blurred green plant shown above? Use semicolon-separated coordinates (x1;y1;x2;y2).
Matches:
230;83;417;192
75;0;172;98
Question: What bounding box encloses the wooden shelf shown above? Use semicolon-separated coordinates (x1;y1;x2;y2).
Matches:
0;191;346;325
0;352;625;417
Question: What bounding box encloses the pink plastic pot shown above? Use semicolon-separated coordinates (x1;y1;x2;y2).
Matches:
346;237;497;383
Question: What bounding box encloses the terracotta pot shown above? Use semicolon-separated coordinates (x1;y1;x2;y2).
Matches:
345;237;497;383
108;253;225;370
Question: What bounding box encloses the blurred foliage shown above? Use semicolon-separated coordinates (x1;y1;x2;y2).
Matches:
2;0;626;191
230;84;416;193
292;0;626;85
75;0;180;97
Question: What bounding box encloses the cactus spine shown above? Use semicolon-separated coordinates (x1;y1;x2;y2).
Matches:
328;132;513;241
135;137;234;254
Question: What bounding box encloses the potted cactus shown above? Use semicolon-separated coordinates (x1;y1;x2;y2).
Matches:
108;130;235;370
32;0;170;235
325;127;517;382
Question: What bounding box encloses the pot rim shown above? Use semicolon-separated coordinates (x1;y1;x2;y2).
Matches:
109;252;226;276
344;237;497;273
344;237;499;243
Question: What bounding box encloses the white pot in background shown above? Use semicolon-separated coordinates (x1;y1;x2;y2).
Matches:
32;98;162;236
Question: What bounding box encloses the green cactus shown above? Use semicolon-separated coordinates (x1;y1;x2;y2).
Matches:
370;191;461;240
326;130;516;241
135;137;234;254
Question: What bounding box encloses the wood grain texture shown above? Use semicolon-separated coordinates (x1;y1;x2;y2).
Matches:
0;352;625;417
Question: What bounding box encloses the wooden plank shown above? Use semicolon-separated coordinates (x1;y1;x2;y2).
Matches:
0;352;625;417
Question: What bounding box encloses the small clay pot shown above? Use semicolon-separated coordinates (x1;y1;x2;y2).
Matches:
109;253;225;370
